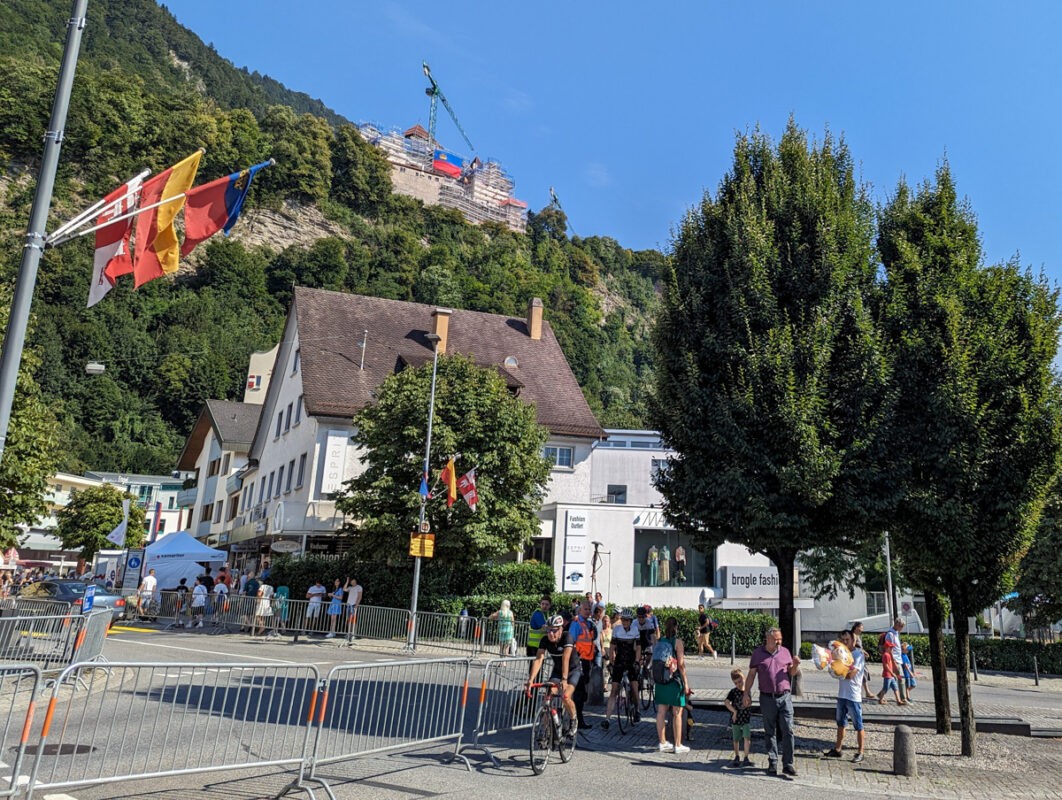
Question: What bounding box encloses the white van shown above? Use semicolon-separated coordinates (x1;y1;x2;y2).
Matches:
846;610;925;634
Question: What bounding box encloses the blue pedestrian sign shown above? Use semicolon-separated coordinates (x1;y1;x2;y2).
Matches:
83;584;95;613
127;555;141;570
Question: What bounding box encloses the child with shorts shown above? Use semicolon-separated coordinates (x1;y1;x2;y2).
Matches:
723;669;753;767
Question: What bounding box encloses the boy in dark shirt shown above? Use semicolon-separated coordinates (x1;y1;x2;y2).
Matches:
723;669;753;767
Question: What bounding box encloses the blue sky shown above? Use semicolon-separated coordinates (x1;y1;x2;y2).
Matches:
163;1;1062;283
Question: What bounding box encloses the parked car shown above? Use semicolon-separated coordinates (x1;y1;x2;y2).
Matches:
17;579;126;622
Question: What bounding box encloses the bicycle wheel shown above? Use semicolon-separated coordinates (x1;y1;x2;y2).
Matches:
557;706;576;763
615;691;628;734
529;707;551;775
640;670;655;711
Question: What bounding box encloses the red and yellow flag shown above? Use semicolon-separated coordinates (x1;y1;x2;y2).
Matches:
129;150;202;287
440;457;457;507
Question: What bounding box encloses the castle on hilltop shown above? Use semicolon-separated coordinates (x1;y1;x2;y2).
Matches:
358;123;528;233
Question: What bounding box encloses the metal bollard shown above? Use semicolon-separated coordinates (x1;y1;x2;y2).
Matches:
972;650;978;681
893;724;918;776
1034;655;1040;686
731;632;736;665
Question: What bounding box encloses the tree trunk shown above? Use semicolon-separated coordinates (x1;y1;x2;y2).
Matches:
772;549;798;654
925;590;952;734
952;599;977;756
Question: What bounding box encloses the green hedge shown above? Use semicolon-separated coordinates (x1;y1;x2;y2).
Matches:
801;635;1062;675
648;607;777;656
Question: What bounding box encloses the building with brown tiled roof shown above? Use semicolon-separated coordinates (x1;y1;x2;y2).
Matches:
178;287;603;565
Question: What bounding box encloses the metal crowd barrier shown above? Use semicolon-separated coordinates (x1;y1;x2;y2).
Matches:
459;656;553;766
0;599;72;618
478;618;530;656
0;665;41;798
23;661;323;800
306;657;473;791
412;610;483;655
0;615;85;672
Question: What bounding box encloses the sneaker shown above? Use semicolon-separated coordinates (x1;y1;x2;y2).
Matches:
578;721;593;730
741;757;753;767
196;621;203;628
600;720;610;731
731;756;742;767
783;765;798;777
823;748;843;758
767;761;778;776
325;632;335;638
658;742;674;752
674;744;690;755
853;752;864;763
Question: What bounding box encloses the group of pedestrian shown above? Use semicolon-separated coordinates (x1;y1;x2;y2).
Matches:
305;576;362;638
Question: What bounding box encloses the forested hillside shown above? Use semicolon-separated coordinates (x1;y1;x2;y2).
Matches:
0;0;663;476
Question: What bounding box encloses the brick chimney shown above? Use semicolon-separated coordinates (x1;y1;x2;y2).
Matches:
431;307;453;353
527;297;543;341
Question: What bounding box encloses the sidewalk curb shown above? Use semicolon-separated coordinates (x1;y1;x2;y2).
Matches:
688;698;1034;737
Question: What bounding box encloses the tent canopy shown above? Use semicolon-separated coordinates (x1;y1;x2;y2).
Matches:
144;531;225;591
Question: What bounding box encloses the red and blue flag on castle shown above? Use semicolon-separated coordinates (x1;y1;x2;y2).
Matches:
432;149;463;178
181;159;273;256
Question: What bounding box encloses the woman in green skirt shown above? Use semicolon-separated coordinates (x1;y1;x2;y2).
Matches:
653;616;691;753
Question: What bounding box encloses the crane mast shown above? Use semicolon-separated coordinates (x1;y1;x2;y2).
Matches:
422;61;475;155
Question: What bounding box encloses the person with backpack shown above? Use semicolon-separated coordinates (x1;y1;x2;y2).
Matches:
652;616;691;754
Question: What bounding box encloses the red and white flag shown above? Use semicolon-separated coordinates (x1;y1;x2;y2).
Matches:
88;175;143;307
457;469;478;512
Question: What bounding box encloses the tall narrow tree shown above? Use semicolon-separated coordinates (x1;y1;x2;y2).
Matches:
878;165;1062;755
651;121;885;652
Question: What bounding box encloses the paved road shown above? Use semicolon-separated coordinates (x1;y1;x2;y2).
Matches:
27;625;1061;800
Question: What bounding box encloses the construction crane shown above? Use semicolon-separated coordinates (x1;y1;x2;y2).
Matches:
423;61;475;154
549;186;576;236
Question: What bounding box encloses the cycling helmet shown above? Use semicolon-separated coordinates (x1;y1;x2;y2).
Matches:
620;608;634;619
546;614;566;629
636;606;647;616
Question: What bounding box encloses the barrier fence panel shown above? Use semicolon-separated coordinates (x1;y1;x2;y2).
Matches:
0;600;72;618
346;605;410;645
459;656;553;766
0;665;41;798
308;657;473;790
0;615;85;672
206;593;260;633
62;610;112;685
23;661;323;800
412;611;482;655
478;618;530;657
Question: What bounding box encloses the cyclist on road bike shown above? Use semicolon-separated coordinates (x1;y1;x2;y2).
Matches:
636;605;658;652
602;608;642;728
527;614;580;736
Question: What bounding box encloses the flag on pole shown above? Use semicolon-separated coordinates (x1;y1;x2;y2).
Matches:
457;469;478;511
88;174;144;307
440;457;457;507
419;472;430;498
180;159;272;256
105;499;130;547
127;150;203;287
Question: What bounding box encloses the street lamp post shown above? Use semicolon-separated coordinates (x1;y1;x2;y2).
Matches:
406;332;441;650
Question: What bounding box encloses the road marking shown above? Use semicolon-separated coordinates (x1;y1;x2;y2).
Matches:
42;794;79;800
108;625;157;633
111;639;298;663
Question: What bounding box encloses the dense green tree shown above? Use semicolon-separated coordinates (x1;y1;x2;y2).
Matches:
878;166;1062;755
1013;484;1062;634
54;483;146;560
330;124;392;217
650;122;885;653
335;354;552;566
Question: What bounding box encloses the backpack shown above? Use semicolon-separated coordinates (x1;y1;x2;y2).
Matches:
651;638;678;684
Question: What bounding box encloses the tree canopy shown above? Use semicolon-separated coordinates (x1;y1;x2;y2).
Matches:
650;121;885;651
335;354;552;566
54;483;146;560
878;165;1062;755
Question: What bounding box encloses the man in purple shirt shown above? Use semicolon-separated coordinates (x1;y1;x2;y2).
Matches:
743;627;800;777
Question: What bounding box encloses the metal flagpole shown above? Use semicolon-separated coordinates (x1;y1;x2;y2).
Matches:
0;0;89;465
406;332;441;650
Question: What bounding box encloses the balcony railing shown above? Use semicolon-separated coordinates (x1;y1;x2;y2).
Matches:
272;500;345;534
176;487;199;508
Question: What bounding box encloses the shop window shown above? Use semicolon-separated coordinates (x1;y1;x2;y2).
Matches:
633;530;713;588
524;537;553;565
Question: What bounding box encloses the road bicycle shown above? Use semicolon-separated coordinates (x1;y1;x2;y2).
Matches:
526;680;576;774
134;595;160;623
639;652;656;713
609;670;638;733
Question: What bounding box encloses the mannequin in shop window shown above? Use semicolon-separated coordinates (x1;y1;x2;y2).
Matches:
674;546;687;583
647;545;659;586
659;545;671;585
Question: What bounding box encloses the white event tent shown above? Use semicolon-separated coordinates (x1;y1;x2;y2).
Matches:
143;531;226;590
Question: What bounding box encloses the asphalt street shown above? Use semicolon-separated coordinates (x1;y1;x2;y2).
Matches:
13;625;1061;800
